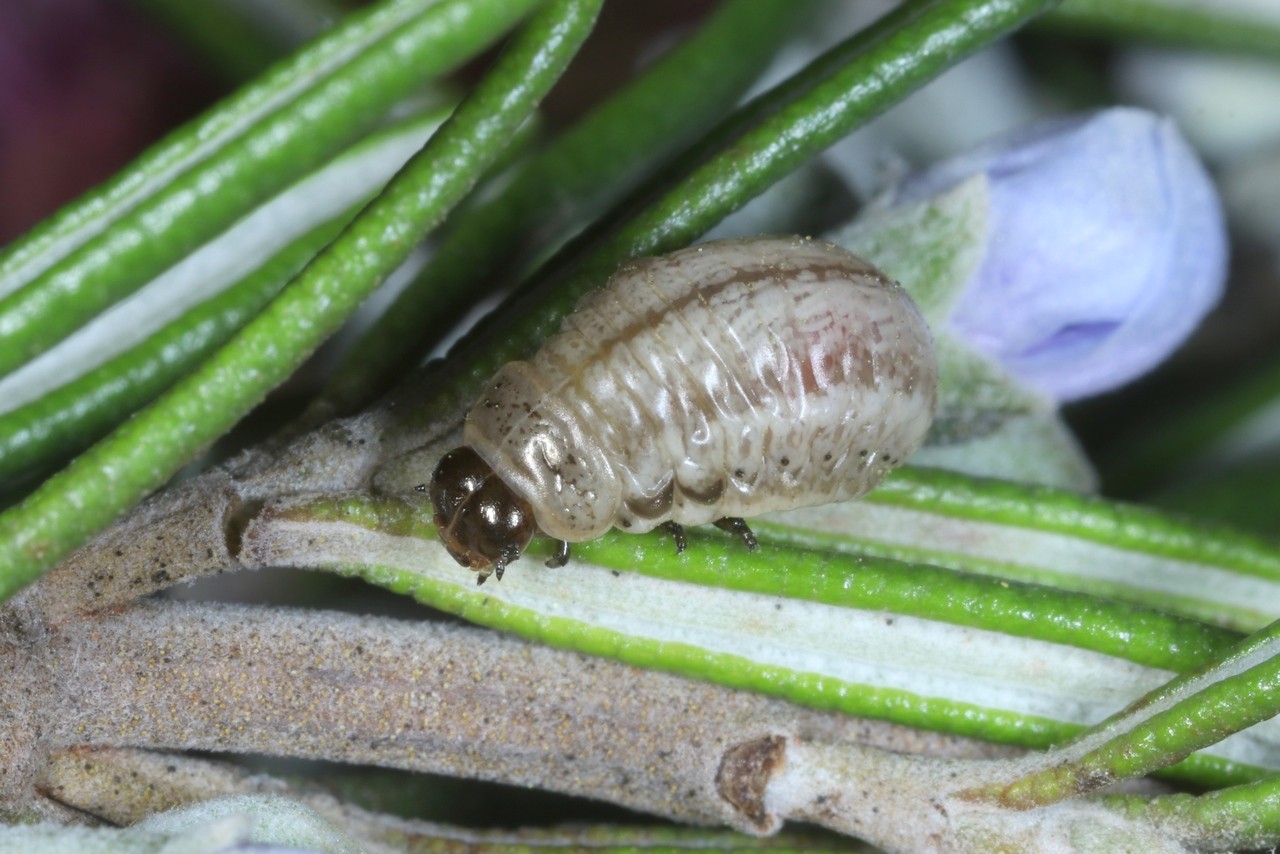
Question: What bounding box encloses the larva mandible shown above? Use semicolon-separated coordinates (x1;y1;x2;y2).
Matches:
430;235;938;583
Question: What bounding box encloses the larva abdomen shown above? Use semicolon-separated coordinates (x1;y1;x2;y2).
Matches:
462;235;937;544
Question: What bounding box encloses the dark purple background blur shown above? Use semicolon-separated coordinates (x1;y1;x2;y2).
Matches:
0;0;717;246
0;0;222;244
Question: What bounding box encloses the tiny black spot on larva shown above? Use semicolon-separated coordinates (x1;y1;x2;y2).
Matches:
429;236;937;582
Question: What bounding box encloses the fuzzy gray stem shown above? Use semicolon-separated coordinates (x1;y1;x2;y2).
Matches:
6;599;1010;836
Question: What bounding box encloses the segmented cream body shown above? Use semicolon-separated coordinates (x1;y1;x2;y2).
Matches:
464;235;937;543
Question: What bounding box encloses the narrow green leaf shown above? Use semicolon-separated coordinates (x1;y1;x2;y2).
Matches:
0;109;449;485
0;0;536;378
1046;0;1280;59
847;467;1280;631
870;467;1280;585
403;0;1065;440
0;222;333;486
988;620;1280;809
1106;775;1280;852
315;0;810;419
0;0;603;603
0;0;510;293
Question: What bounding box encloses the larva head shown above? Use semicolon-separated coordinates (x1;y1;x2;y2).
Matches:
429;447;535;582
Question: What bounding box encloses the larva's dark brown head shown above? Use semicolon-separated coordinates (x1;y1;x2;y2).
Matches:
429;447;535;583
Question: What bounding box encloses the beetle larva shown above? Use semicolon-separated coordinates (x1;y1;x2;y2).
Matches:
431;235;937;582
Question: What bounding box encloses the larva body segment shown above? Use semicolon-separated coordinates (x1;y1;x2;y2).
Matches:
457;235;937;549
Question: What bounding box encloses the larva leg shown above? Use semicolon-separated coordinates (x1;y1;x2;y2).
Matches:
714;517;759;552
546;540;571;568
479;543;526;584
661;521;687;554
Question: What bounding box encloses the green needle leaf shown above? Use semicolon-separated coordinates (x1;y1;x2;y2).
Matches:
404;0;1065;440
1107;775;1280;851
314;0;809;420
0;0;603;603
0;0;537;379
985;620;1280;809
1046;0;1280;58
0;108;450;486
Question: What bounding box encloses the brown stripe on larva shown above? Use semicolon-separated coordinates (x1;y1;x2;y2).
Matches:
581;259;894;361
462;236;938;543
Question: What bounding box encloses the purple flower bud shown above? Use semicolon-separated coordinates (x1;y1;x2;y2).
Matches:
893;108;1228;402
